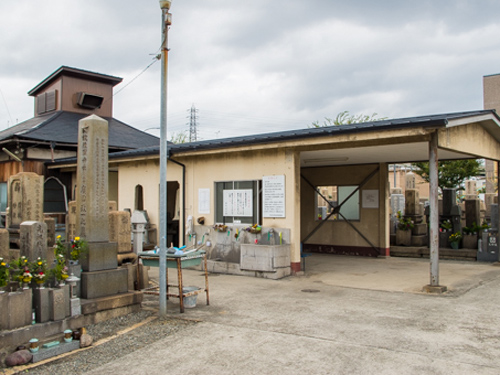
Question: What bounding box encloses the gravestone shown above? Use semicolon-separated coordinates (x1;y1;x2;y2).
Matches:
19;221;47;260
66;201;77;241
464;180;477;200
44;217;56;247
405;172;416;190
405;189;419;215
7;172;44;228
109;211;131;254
0;228;9;259
484;193;497;220
75;115;127;299
478;203;499;262
465;199;481;228
442;188;461;236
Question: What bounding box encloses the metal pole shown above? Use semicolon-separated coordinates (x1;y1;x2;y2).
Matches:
429;132;439;286
158;3;171;318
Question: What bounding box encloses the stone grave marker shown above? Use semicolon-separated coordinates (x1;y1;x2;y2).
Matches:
19;221;47;260
405;172;416;190
0;228;9;259
75;115;127;299
7;172;44;228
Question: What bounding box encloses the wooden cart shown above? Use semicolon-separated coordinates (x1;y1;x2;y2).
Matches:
139;249;209;313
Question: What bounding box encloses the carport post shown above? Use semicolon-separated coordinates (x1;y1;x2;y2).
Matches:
429;132;439;286
426;131;446;293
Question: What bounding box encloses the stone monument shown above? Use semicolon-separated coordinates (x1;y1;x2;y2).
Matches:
75;115;127;300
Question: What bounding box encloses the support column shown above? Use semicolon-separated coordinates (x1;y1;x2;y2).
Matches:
424;131;447;293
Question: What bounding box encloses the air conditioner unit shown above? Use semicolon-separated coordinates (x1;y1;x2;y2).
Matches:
76;92;104;109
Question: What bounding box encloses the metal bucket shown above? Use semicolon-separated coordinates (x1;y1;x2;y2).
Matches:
182;286;200;308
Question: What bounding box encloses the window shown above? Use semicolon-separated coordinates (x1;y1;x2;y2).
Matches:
215;180;261;224
316;185;359;221
0;182;7;212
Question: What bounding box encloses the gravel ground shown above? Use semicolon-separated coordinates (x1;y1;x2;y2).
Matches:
14;296;196;375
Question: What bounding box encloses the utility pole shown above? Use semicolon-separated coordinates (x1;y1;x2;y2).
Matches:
158;0;172;318
188;104;198;142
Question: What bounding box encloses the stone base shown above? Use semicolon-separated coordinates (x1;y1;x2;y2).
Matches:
81;241;118;272
205;259;290;280
80;291;143;315
411;235;428;247
81;268;128;299
0;290;32;330
422;285;448;294
33;288;50;323
70;298;81;316
32;340;80;363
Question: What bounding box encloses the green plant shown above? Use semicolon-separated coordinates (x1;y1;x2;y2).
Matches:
30;257;47;284
10;256;30;282
53;254;68;281
462;226;473;235
481;221;490;231
53;235;67;258
448;232;462;243
0;257;10;287
396;211;414;231
440;220;452;231
70;237;88;261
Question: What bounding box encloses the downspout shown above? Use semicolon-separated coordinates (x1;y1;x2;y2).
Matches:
168;156;186;245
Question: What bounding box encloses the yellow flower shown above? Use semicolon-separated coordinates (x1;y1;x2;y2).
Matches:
57;235;61;239
75;237;80;241
1;262;5;266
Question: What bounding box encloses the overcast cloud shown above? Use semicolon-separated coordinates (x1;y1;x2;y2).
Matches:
1;0;500;140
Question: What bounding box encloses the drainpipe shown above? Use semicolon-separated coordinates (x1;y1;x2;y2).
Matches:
169;157;186;245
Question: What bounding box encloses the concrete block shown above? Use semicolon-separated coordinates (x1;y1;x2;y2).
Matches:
81;241;118;272
32;340;80;363
1;290;33;330
81;268;128;299
411;235;428;247
80;291;143;315
49;287;68;321
273;255;291;268
412;223;428;236
33;287;50;323
70;298;81;316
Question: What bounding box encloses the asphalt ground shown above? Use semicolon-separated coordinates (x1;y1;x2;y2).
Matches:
83;254;500;374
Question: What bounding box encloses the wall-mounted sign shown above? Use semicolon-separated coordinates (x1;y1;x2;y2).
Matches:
223;189;253;217
362;189;379;209
198;188;210;214
263;175;285;218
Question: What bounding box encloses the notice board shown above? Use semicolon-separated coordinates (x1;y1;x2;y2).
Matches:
263;175;285;218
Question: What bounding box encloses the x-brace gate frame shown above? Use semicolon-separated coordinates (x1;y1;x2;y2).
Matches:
301;166;380;254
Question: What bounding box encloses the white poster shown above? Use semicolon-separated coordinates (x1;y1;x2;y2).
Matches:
223;189;253;217
362;189;379;209
263;175;286;218
198;188;210;214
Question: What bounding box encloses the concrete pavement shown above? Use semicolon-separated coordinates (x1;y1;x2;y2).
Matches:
87;255;500;374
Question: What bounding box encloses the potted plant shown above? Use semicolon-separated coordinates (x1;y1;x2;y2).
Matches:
53;254;69;286
9;256;30;290
448;232;462;250
395;211;413;246
31;257;47;288
69;237;87;265
53;235;67;259
0;257;9;293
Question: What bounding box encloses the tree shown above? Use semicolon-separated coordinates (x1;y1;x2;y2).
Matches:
412;160;483;193
169;131;188;144
311;111;387;127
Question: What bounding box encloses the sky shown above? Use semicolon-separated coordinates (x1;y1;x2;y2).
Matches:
1;0;500;141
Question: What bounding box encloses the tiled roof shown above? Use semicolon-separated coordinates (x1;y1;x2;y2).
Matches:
105;109;496;159
0;111;159;150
